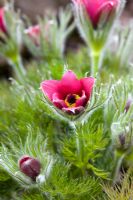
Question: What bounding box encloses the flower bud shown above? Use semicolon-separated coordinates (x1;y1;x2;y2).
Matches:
19;155;41;180
25;25;40;45
73;0;119;28
25;21;54;46
125;99;133;113
111;123;132;151
118;133;125;147
0;7;7;33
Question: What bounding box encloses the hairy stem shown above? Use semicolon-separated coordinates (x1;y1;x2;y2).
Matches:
90;50;103;77
9;54;26;83
112;151;126;185
9;55;33;104
70;122;85;176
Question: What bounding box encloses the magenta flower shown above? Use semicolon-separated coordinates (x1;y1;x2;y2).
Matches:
25;25;41;45
25;21;53;45
73;0;119;28
40;71;95;115
0;7;7;33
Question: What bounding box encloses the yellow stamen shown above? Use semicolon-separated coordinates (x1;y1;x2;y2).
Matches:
65;94;80;108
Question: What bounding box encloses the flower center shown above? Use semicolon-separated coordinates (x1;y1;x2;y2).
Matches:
65;94;80;108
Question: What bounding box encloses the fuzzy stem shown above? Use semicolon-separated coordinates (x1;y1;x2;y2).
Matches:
76;131;85;176
112;151;125;185
70;122;85;175
70;122;80;158
9;55;33;104
9;54;26;83
90;49;103;77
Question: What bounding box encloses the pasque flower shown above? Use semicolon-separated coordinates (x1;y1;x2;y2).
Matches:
19;155;41;181
25;25;41;45
25;21;53;45
0;7;7;33
73;0;119;28
40;70;95;115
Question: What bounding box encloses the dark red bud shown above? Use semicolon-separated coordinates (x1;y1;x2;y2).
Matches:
125;99;132;112
119;134;125;146
19;155;41;181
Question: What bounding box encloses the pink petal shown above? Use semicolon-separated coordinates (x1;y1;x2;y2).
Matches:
97;1;118;22
25;25;41;45
81;0;118;27
76;90;87;107
25;25;40;37
52;93;67;109
82;0;100;26
58;71;82;98
19;155;31;167
40;80;60;101
62;106;84;115
80;77;95;100
0;8;6;33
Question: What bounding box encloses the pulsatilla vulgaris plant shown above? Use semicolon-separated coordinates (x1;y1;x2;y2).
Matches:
40;70;95;117
0;0;133;200
0;3;26;83
24;6;75;59
40;70;108;122
72;0;126;76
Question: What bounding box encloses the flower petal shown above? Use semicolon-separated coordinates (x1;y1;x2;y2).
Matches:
97;1;118;24
25;25;40;37
81;0;101;27
80;77;95;99
25;25;41;45
77;0;118;28
62;106;84;115
76;90;87;107
58;71;82;98
40;80;60;100
0;8;6;33
52;93;67;109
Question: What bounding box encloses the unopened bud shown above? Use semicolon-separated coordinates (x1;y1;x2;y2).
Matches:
19;155;41;181
125;99;132;112
72;0;119;29
118;133;125;147
111;123;132;151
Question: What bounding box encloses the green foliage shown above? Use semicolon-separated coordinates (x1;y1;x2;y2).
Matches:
22;163;102;200
0;178;20;200
41;164;101;200
112;23;133;69
0;168;10;181
23;192;45;200
104;169;133;200
62;121;109;179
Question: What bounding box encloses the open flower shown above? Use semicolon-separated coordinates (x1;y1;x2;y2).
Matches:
0;7;7;33
73;0;119;28
40;70;95;115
